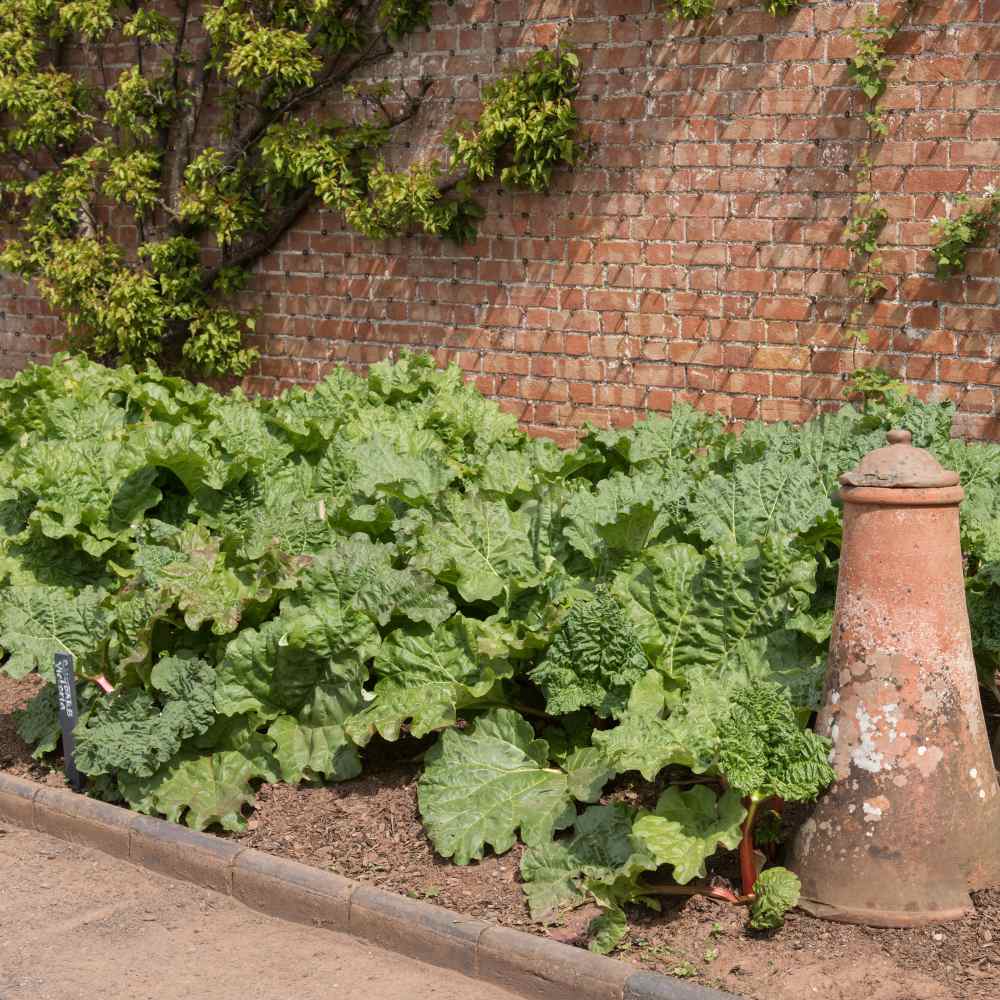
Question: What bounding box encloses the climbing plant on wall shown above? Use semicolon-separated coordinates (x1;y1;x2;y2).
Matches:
0;1;580;374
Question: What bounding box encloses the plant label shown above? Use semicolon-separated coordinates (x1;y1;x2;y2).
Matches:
53;652;82;792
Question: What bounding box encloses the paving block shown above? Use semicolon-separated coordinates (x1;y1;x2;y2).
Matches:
34;786;132;860
349;884;488;977
477;925;631;1000
130;815;243;894
233;848;355;931
0;772;38;829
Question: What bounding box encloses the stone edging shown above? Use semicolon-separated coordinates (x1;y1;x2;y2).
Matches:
0;772;737;1000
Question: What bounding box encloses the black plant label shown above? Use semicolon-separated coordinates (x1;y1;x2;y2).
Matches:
53;652;82;792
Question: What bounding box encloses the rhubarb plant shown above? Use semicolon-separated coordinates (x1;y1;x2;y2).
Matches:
4;350;997;954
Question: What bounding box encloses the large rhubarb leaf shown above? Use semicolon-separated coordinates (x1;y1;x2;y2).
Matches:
215;603;375;718
120;736;278;832
582;405;723;471
412;494;545;604
593;671;735;781
0;585;109;679
614;539;816;692
345;616;510;744
689;449;831;547
418;709;576;864
267;681;364;783
296;535;454;626
562;470;689;563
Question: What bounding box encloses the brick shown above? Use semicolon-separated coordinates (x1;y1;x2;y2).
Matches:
752;346;811;371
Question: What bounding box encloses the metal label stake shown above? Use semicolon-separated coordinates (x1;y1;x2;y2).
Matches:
53;652;82;792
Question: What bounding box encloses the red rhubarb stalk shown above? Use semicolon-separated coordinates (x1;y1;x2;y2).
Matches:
738;795;763;896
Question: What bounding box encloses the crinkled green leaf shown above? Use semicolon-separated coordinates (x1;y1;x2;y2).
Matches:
75;655;215;778
529;589;648;719
150;653;217;736
749;867;801;930
297;535;454;626
717;683;835;802
583;405;724;470
563;746;614;803
520;803;650;920
418;708;576;864
348;431;456;505
690;450;832;547
413;494;544;604
588;907;628;954
614;540;816;692
215;603;375;718
563;470;689;563
155;525;255;635
267;681;363;783
13;682;61;759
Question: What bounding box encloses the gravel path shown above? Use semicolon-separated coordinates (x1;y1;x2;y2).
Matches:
0;824;520;1000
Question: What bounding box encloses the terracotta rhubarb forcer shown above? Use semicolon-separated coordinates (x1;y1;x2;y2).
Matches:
788;428;1000;926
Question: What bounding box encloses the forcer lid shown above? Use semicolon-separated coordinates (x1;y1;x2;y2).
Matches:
838;429;960;489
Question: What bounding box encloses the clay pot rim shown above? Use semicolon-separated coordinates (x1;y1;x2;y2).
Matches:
837;484;965;507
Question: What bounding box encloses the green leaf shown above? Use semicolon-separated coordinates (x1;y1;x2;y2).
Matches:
594;670;735;780
413;494;545;604
267;681;363;784
13;682;61;758
345;616;510;744
417;708;576;864
520;803;650;920
0;585;109;679
75;654;216;778
564;746;615;803
529;589;648;719
749;867;801;930
717;683;835;802
216;602;375;718
562;470;689;563
155;526;256;636
119;736;278;832
588;907;628;954
690;450;832;546
632;786;746;885
297;535;454;626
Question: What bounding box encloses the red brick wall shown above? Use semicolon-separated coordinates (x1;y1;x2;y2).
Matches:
3;0;1000;444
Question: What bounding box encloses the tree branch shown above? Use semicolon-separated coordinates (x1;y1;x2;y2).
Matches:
200;187;315;289
220;17;394;172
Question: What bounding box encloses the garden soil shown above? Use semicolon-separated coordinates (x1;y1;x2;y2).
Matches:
2;673;998;1000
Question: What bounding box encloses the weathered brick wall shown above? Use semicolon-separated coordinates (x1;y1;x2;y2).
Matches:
2;0;1000;444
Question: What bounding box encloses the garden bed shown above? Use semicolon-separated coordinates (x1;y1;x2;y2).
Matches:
2;671;996;1000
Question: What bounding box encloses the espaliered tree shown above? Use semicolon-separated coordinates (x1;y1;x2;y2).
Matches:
0;0;580;374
